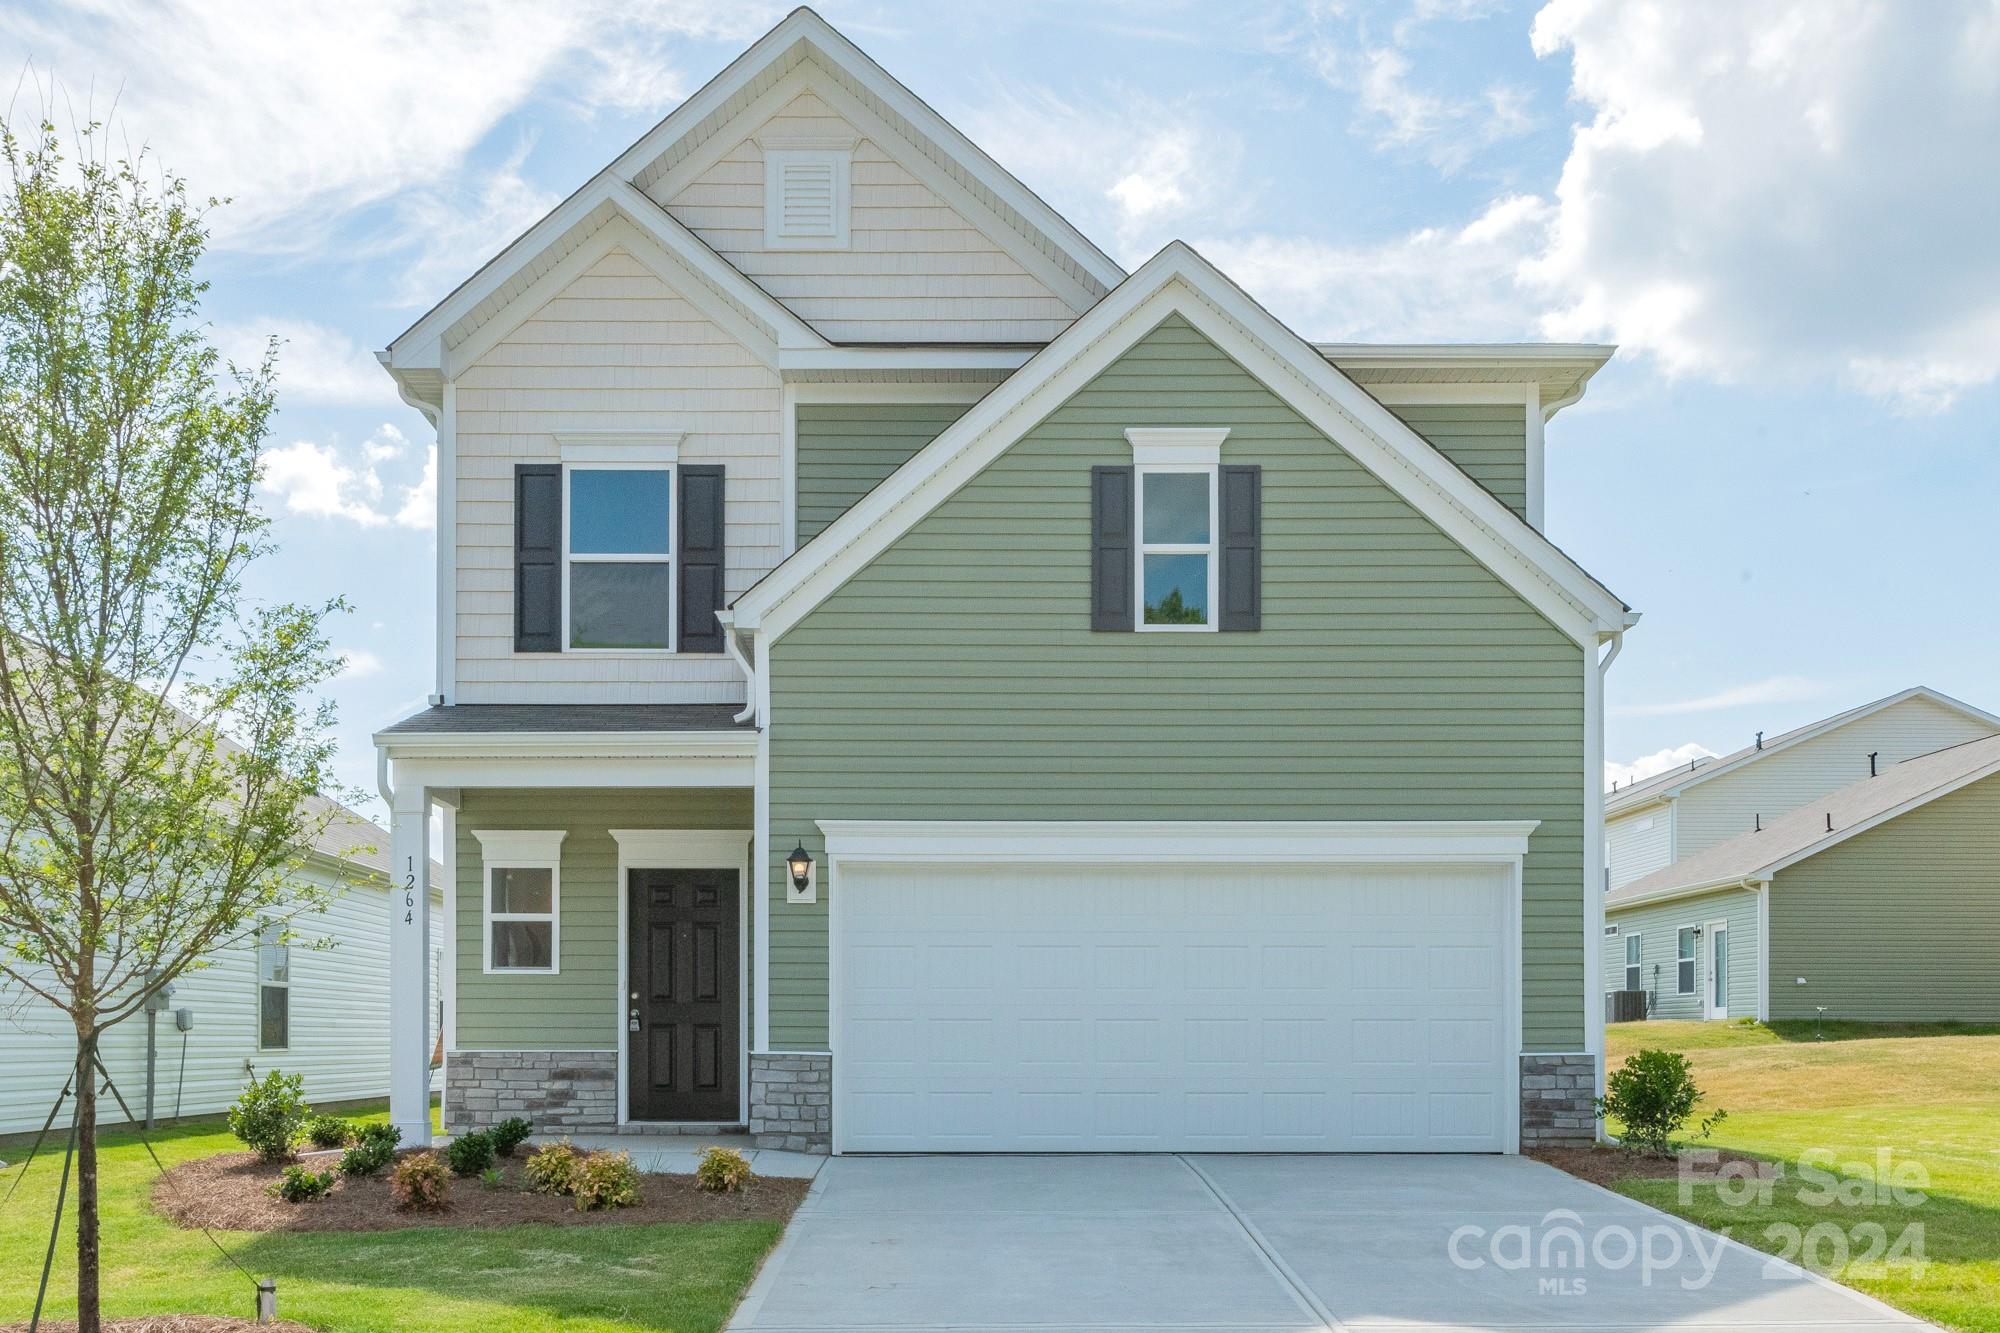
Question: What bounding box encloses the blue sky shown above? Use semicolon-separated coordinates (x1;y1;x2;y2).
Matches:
6;0;1997;816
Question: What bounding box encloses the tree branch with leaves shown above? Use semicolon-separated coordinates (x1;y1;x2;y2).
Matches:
0;117;346;1332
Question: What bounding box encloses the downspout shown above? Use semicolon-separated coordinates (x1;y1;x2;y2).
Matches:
717;609;758;725
1589;613;1638;1140
376;746;396;809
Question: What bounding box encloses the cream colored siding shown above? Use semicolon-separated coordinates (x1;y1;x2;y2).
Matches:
766;317;1589;1053
0;866;442;1134
1606;806;1673;890
1604;886;1759;1022
452;788;752;1051
657;92;1082;343
1769;774;2000;1022
1675;697;1995;856
452;248;781;705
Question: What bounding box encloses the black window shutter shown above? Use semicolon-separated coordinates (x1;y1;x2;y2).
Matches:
513;463;562;653
1219;464;1261;632
1090;465;1135;631
678;465;726;653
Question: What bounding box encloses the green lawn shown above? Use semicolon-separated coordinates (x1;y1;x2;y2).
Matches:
0;1105;783;1331
1604;1020;2000;1333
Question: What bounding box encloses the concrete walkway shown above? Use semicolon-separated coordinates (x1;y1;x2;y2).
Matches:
729;1154;1927;1331
554;1132;826;1179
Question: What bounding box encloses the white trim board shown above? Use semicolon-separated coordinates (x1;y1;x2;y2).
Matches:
610;829;753;1128
817;819;1540;863
732;242;1629;649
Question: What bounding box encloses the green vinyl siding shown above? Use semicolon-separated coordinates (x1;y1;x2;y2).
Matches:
795;401;979;543
1389;402;1529;521
1604;887;1760;1021
767;314;1588;1051
453;787;751;1050
1769;773;2000;1022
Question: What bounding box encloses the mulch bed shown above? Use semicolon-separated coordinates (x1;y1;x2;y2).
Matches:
2;1321;316;1332
151;1151;809;1233
1;1312;314;1320
1531;1144;1774;1189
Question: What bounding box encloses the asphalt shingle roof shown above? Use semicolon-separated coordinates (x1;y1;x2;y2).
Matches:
1608;732;2000;905
378;704;752;734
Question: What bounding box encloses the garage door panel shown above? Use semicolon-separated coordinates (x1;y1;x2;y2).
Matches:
835;862;1512;1152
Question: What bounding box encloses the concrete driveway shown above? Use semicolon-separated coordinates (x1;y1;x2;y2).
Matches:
729;1154;1924;1331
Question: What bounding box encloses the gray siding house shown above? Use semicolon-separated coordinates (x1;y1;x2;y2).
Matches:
1606;734;2000;1023
371;9;1635;1156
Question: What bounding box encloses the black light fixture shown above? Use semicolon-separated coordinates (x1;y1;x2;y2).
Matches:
787;843;815;894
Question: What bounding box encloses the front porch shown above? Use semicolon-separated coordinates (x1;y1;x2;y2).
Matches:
372;704;808;1150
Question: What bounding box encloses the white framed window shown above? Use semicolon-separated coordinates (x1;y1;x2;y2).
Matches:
256;919;289;1051
1135;465;1219;631
1676;926;1696;994
1624;932;1643;992
763;143;852;249
564;464;675;652
472;830;566;974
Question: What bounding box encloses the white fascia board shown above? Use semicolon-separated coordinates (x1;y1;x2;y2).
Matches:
1316;342;1616;366
1366;383;1534;406
374;728;757;760
818;819;1540;864
1606;876;1767;913
612;10;1124;296
734;242;1629;648
780;346;1036;373
390;753;755;791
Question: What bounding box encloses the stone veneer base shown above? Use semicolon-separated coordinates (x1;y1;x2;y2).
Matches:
749;1052;832;1153
445;1050;617;1133
1519;1052;1598;1148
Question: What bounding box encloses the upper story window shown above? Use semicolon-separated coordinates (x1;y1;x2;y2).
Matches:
763;140;853;250
1137;467;1216;630
567;466;675;651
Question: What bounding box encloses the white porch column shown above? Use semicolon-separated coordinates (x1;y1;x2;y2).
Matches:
388;778;434;1146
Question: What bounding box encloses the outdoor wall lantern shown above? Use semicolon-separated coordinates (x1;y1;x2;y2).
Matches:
787;843;816;903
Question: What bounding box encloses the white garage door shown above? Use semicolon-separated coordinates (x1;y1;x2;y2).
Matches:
833;860;1515;1153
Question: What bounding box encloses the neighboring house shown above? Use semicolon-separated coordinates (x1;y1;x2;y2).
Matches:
0;798;443;1135
372;9;1637;1156
1605;686;1999;890
1605;734;2000;1024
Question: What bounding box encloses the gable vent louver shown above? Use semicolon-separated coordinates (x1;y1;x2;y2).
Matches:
763;141;852;250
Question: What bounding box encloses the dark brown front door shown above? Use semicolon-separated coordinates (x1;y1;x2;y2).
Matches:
628;868;739;1122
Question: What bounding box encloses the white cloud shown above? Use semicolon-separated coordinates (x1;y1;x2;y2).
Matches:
260;424;432;530
1605;741;1715;790
962;86;1251;262
0;0;774;253
1613;675;1831;718
216;319;398;408
376;145;563;309
1196;194;1552;340
333;649;385;681
1526;0;2000;410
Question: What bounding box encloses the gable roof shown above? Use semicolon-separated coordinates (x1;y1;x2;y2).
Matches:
730;241;1631;649
1606;685;2000;816
380;7;1123;411
1608;732;2000;909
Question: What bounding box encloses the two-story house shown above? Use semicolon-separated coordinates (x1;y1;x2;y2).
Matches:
1603;686;2000;1024
373;8;1636;1155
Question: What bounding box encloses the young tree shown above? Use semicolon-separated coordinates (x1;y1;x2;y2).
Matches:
0;120;343;1330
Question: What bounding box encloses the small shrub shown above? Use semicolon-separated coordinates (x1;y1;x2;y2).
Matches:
479;1166;505;1191
268;1164;335;1203
444;1130;495;1178
523;1140;584;1196
1598;1048;1727;1157
489;1116;533;1158
304;1114;354;1149
355;1122;401;1150
389;1151;450;1211
227;1070;311;1163
573;1150;641;1211
695;1145;752;1194
338;1137;395;1178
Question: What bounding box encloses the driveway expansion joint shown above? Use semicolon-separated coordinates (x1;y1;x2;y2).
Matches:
1177;1154;1345;1333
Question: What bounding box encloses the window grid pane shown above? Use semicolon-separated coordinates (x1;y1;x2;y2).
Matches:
491;921;554;970
1141;471;1211;544
569;469;671;555
490;866;553;915
1143;553;1210;625
569;562;672;649
260;985;288;1050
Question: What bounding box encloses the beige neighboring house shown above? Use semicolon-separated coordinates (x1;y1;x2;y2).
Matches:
1606;733;2000;1024
1604;686;2000;892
